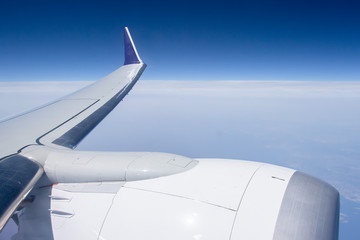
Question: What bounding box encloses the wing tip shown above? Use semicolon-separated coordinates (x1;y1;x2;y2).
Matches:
124;27;143;65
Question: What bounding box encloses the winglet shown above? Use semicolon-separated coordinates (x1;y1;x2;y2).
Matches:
124;27;142;65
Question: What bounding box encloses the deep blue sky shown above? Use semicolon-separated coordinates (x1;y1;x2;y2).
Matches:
0;0;359;81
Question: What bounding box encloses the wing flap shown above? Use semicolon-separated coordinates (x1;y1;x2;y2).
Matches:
0;155;43;230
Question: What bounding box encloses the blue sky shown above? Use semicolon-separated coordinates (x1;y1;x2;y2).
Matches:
0;0;359;81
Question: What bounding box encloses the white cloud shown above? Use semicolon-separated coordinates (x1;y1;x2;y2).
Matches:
340;213;349;223
0;81;89;93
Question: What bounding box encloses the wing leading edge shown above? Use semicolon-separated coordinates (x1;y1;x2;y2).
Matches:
0;27;146;230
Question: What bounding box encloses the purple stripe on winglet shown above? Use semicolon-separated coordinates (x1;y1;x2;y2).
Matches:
124;27;142;65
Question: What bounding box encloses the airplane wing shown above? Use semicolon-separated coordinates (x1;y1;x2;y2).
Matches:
0;28;339;240
0;27;145;231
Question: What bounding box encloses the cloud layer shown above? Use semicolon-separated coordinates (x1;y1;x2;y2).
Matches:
1;80;359;239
